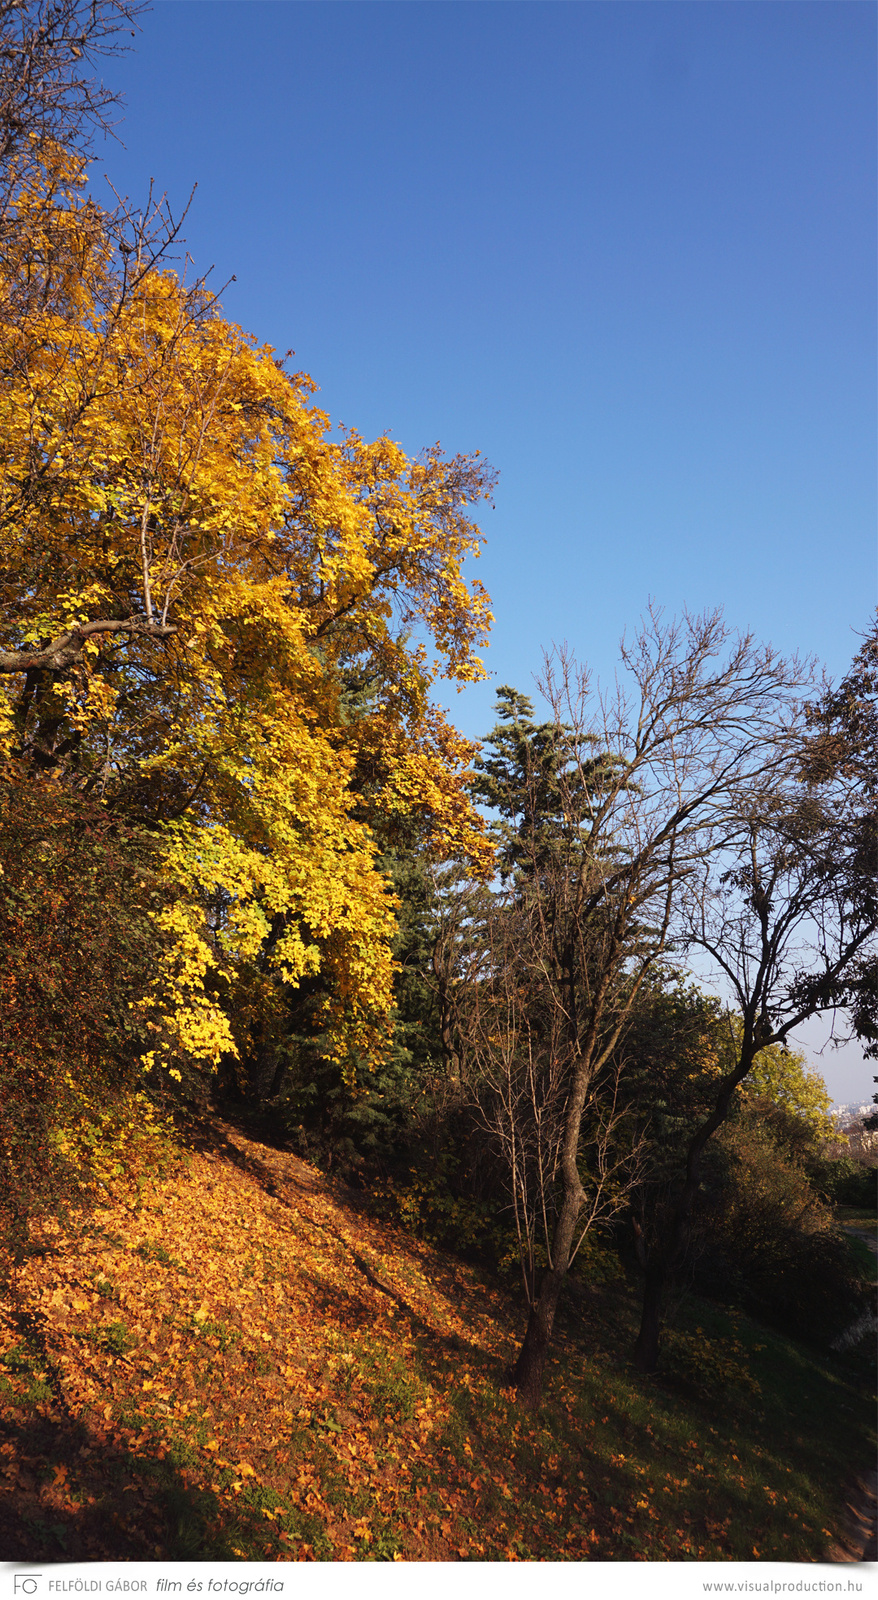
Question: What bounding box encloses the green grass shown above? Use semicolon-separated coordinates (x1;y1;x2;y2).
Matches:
843;1232;878;1283
836;1205;878;1226
392;1273;876;1562
345;1334;420;1422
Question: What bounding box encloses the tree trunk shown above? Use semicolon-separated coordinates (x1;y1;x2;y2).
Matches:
632;1263;664;1373
511;1268;564;1409
511;1173;584;1407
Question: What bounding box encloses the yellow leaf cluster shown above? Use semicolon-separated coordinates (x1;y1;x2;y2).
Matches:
0;145;496;1074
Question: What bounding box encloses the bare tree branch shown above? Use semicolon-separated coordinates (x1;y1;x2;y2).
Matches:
0;0;145;172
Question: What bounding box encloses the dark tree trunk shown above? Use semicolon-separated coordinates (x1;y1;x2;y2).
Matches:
267;1052;288;1100
511;1174;584;1407
633;1263;664;1373
511;1269;564;1409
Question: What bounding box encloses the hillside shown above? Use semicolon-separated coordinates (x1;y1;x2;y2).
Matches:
0;1107;874;1564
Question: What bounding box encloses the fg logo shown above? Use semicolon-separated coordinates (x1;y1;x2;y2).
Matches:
14;1579;42;1594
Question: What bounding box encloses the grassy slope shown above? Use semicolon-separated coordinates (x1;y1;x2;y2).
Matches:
0;1110;874;1564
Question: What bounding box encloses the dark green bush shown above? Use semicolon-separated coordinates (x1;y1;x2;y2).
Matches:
694;1116;870;1345
812;1156;877;1211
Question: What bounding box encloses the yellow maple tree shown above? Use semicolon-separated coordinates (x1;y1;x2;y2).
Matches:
0;144;495;1075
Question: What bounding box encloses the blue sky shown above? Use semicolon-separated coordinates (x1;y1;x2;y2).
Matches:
99;1;876;1097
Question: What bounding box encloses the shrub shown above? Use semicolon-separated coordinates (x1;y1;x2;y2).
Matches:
694;1115;870;1345
813;1156;877;1211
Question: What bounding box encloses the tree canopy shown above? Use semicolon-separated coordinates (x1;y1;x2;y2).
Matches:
0;139;496;1078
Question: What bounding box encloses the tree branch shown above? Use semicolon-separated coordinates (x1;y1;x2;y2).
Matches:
0;618;178;675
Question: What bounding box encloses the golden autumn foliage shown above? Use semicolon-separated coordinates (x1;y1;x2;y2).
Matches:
0;144;496;1075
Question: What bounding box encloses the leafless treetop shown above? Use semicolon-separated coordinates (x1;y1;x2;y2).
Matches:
0;0;145;168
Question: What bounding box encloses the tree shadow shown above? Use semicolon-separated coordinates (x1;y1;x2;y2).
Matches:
0;1404;269;1562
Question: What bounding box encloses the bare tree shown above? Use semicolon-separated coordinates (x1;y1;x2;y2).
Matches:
632;628;877;1371
469;609;808;1407
0;0;144;175
468;896;644;1318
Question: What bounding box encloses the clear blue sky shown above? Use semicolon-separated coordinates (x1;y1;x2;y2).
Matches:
99;1;876;1098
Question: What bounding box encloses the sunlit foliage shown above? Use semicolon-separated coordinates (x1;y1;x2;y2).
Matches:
0;143;495;1078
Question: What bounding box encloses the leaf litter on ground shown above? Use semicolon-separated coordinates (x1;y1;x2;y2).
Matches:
0;1111;872;1562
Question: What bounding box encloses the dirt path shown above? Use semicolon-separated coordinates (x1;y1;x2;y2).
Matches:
842;1223;878;1256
